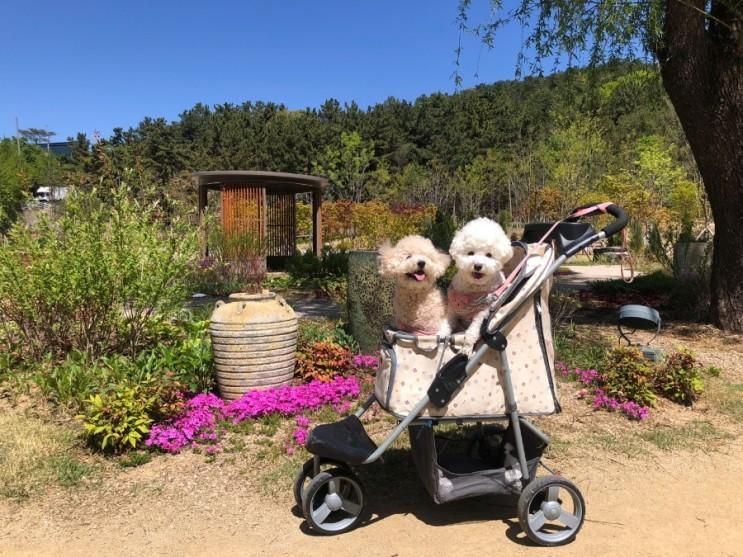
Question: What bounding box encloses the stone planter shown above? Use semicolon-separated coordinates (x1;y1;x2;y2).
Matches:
673;241;711;280
347;250;395;353
209;290;298;400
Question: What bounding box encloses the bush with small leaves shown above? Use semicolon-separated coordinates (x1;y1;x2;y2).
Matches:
655;349;705;405
295;341;352;383
601;347;657;407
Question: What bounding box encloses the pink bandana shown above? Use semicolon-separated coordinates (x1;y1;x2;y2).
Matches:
447;287;488;323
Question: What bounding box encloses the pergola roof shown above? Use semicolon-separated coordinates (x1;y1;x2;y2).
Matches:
193;171;328;194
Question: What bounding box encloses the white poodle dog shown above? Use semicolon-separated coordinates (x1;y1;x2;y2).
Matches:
447;217;514;355
378;235;452;336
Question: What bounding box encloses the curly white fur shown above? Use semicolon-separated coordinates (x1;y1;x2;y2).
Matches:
378;235;452;336
447;218;513;355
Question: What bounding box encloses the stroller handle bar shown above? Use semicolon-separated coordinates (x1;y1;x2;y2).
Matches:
566;202;629;239
560;202;629;257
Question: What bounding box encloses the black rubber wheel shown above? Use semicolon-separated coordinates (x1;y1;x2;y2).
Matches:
293;458;346;508
517;475;585;546
302;468;366;535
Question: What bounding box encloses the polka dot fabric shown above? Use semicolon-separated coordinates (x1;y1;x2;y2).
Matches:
375;287;558;419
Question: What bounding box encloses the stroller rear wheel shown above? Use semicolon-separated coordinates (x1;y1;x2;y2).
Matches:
293;458;347;507
517;475;585;546
302;468;366;535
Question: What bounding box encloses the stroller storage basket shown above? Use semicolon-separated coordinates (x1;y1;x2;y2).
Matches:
375;288;559;420
408;423;545;504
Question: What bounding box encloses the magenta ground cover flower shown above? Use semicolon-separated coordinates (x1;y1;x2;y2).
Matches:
592;387;649;420
352;354;379;370
556;361;649;421
146;376;361;453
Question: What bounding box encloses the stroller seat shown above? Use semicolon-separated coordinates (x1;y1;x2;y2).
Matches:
306;415;377;465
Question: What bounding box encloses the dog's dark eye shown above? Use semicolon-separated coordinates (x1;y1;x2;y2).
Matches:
467;251;474;256
405;255;411;259
486;253;492;258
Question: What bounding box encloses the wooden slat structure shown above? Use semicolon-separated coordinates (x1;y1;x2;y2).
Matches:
194;171;327;269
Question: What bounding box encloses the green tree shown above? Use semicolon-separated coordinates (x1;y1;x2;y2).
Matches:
313;131;377;201
0;139;63;231
458;0;743;331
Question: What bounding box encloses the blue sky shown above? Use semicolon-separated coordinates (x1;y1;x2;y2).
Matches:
2;1;531;141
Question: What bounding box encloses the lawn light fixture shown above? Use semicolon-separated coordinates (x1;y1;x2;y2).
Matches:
617;304;663;361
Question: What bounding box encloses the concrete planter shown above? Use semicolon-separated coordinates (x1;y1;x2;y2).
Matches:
347;250;395;353
673;241;711;280
209;291;298;400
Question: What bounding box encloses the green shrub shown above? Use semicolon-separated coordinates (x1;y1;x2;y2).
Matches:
601;347;657;407
135;318;214;393
297;319;358;353
425;210;457;251
655;349;704;405
36;316;212;411
0;185;196;361
81;385;154;453
35;352;104;407
285;247;349;302
80;373;185;453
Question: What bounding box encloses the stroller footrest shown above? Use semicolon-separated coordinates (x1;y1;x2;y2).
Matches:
427;354;468;408
305;415;377;465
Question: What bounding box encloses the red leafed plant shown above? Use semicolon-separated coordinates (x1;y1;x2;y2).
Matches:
295;340;352;383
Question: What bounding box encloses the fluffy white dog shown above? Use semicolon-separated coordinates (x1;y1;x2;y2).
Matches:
378;235;452;336
447;217;514;355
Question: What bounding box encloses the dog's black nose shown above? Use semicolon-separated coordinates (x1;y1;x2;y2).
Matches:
474;263;483;271
417;260;426;269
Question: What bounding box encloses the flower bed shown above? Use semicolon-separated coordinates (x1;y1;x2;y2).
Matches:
556;361;651;421
146;376;361;454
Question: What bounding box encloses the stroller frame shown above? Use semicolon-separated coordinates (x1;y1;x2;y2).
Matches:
296;203;628;546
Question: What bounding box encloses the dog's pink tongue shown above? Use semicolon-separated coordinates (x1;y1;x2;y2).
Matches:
414;273;426;281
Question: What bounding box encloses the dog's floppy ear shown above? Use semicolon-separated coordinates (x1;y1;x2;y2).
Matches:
496;240;514;264
377;241;394;275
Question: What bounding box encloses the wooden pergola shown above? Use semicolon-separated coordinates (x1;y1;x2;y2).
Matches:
194;171;327;267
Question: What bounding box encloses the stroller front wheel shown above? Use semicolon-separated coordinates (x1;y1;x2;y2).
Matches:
517;475;585;546
302;468;367;535
293;457;348;508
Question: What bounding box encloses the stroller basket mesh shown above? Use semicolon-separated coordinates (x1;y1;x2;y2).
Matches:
374;288;559;420
408;423;545;504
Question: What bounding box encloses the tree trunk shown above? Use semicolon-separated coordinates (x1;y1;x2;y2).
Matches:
658;0;743;331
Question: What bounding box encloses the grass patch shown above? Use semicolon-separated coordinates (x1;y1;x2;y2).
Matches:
639;420;733;451
50;455;92;487
118;451;152;468
554;325;613;371
707;383;743;423
544;436;573;459
588;431;649;458
0;411;92;499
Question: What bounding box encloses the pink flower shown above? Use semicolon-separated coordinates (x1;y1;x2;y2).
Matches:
296;415;311;428
146;376;361;454
352;354;379;370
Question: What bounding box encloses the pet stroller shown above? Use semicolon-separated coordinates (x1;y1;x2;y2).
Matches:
294;203;628;546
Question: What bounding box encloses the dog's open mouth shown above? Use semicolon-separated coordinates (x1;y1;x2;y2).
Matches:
471;271;485;280
406;270;427;282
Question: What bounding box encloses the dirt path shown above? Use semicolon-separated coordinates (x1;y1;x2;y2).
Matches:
1;436;741;557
